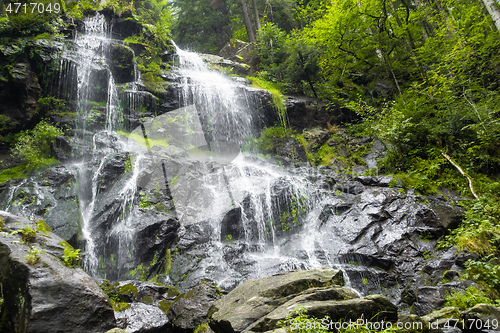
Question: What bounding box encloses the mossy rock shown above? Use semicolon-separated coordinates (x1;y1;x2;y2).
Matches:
159;300;173;315
118;283;139;297
112;302;131;312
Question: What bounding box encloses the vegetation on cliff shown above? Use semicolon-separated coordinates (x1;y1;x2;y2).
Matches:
0;0;499;318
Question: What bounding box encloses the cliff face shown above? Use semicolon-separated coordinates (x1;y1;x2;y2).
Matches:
0;210;116;333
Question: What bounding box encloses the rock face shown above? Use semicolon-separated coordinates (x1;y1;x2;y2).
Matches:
115;302;169;333
0;211;116;333
168;280;222;332
208;268;397;333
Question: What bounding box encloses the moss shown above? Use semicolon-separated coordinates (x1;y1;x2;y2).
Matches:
25;247;42;265
193;322;210;333
0;217;4;231
141;295;153;304
0;165;31;184
445;286;496;310
118;283;138;297
166;286;180;298
158;300;173;315
112;302;131;312
163;249;172;275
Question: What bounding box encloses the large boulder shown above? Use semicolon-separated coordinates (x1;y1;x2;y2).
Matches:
209;268;342;332
168;280;222;332
0;211;116;333
114;302;169;333
208;268;397;333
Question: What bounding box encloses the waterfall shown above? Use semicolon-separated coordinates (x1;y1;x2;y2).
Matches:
154;46;346;289
1;13;345;284
65;14;133;276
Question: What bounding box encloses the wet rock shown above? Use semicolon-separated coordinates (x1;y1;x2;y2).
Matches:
0;211;116;333
462;304;500;330
422;307;461;331
0;62;40;127
168;280;222;332
250;294;397;332
52;136;73;161
413;287;447;316
285;97;359;131
209;268;345;332
107;43;135;83
111;18;142;39
115;302;169;333
97;153;128;193
220;206;243;241
177;221;213;254
201;53;251;76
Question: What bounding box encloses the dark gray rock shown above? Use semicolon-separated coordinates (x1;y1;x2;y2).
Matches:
0;211;116;333
168;281;222;332
115;302;169;333
107;43;135;83
209;268;345;332
462;304;500;332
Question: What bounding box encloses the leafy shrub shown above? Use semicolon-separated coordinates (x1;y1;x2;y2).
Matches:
59;241;81;267
243;125;289;154
464;258;500;298
440;199;500;256
278;305;330;333
11;120;63;168
445;285;496;310
10;225;37;243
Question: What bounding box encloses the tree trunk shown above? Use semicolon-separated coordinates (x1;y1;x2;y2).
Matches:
252;0;262;31
241;0;257;42
481;0;500;32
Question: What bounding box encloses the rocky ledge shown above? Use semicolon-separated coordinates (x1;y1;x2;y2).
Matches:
0;210;115;333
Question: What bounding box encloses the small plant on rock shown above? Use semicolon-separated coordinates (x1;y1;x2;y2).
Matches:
11;225;37;243
59;241;81;267
25;247;43;266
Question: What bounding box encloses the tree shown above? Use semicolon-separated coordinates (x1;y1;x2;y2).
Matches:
240;0;257;42
171;0;232;52
481;0;500;32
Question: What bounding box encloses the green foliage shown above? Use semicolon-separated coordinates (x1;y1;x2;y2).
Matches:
11;225;36;243
124;154;133;173
244;125;289;155
440;199;500;256
193;322;210;333
464;257;500;298
25;246;43;266
139;192;153;209
112;302;131;312
279;305;330;332
445;285;497;310
11;120;63;168
0;218;4;231
0;0;65;37
35;220;51;234
248;76;287;128
163;249;171;275
38;96;72;117
59;241;81;267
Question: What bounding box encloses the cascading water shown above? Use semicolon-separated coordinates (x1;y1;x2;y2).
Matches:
139;45;356;290
61;14;143;276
